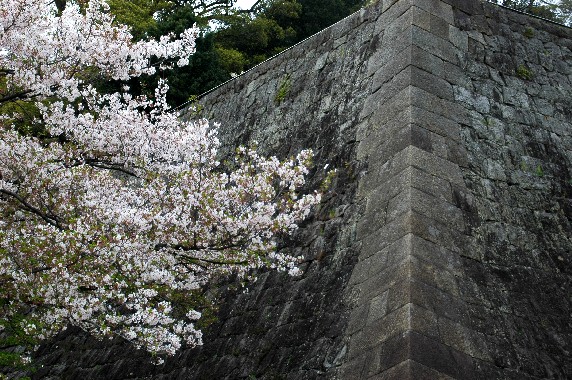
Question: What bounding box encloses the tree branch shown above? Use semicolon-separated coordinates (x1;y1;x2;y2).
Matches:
0;69;15;76
155;242;243;252
179;255;249;266
0;90;35;104
155;242;250;266
84;159;140;177
0;189;63;230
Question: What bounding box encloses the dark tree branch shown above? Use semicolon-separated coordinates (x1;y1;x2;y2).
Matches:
180;255;249;266
155;242;250;266
0;90;35;104
84;159;140;177
0;189;63;230
155;242;243;252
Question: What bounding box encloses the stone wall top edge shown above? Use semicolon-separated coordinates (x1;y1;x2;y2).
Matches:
172;0;572;114
481;0;572;30
176;0;395;110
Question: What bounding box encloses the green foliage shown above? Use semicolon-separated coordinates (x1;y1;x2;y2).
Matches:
294;0;365;40
185;95;205;117
0;74;48;138
161;32;231;104
491;0;571;24
274;74;292;103
106;0;171;39
523;27;535;38
320;168;338;192
0;307;40;375
0;100;45;138
558;0;572;24
104;3;231;105
516;64;534;80
215;1;301;70
520;161;546;177
102;0;369;105
170;289;218;331
208;0;366;90
215;46;247;75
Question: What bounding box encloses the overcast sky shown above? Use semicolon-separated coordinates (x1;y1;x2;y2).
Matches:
234;0;258;10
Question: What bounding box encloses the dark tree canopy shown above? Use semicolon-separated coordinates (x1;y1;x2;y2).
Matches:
490;0;571;23
108;0;572;106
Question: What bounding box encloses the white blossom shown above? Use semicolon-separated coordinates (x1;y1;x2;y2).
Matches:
0;0;320;362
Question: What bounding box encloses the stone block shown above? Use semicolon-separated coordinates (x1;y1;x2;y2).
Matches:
360;147;412;194
346;301;370;335
408;359;457;379
414;0;455;23
411;6;431;31
409;166;454;203
410;304;440;338
379;0;414;29
368;358;412;379
368;43;411;83
370;47;413;90
408;145;465;186
375;358;458;379
412;65;455;100
409;331;477;379
374;66;415;106
372;331;411;374
409;186;465;230
409;279;468;323
357;105;412;158
336;355;367;380
367;291;390;324
347;304;411;359
431;13;451;40
383;233;414;269
443;60;471;86
359;81;411;122
410;105;462;142
358;255;411;299
438;317;491;362
365;123;415;169
410;254;460;297
411;45;445;77
355;199;389;242
385;279;412;313
408;210;467;253
410;234;464;276
449;24;469;51
412;25;457;63
349;249;389;287
361;165;411;206
410;86;472;124
386;188;411;222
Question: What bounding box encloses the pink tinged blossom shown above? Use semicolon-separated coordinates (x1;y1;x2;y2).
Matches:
0;0;320;362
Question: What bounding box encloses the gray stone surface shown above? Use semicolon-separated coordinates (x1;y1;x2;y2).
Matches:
13;0;572;379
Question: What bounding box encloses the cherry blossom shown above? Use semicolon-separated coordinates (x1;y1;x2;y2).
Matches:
0;0;320;363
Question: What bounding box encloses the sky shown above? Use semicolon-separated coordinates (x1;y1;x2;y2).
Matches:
234;0;259;10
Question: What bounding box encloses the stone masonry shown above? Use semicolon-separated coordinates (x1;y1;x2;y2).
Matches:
25;0;571;379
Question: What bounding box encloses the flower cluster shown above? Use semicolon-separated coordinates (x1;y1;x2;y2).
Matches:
0;0;319;360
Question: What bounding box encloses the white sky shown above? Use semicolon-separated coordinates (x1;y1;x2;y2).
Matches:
234;0;259;10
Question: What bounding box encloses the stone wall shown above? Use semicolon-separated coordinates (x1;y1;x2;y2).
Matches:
454;2;572;378
21;0;572;379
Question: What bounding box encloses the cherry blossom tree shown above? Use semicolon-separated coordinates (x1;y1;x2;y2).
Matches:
0;0;319;366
